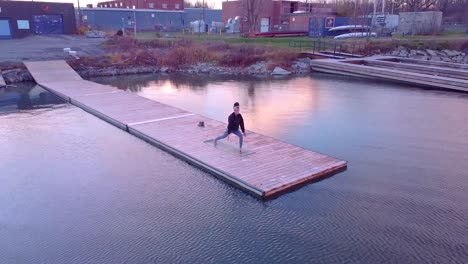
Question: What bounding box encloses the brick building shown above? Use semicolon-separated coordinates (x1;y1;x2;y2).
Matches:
222;0;336;33
97;0;184;10
0;1;76;38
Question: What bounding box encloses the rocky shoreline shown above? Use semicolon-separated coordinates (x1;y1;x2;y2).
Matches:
0;58;313;84
386;46;468;64
2;47;467;84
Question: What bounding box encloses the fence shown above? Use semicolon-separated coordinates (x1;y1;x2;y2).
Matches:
289;39;369;56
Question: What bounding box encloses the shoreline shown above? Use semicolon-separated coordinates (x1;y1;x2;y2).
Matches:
0;59;313;84
1;46;466;85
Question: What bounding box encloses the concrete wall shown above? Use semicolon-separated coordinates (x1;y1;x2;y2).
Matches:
398;11;442;35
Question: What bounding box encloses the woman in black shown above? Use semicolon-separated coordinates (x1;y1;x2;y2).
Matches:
214;102;246;152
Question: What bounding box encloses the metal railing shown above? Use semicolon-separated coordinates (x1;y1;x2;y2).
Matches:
289;39;366;57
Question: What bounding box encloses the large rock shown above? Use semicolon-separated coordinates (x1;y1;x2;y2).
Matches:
271;66;291;75
416;50;427;56
247;62;267;75
1;68;33;83
399;49;409;57
292;60;310;74
443;49;461;57
441;56;452;63
426;49;438;57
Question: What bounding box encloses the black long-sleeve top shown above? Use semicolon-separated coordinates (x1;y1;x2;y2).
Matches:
227;112;245;133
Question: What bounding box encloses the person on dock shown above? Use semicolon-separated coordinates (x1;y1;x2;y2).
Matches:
214;102;246;152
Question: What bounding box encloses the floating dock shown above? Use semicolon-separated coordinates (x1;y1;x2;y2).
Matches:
310;56;468;92
24;60;347;199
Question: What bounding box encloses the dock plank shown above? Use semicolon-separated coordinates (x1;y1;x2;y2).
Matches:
24;60;347;199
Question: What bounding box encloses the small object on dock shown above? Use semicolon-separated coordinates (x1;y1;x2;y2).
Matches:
198;121;205;127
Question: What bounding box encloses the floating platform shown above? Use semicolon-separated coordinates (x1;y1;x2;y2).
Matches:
310;56;468;92
24;60;347;199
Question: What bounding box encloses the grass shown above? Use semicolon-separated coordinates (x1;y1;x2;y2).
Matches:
74;36;300;70
135;32;315;48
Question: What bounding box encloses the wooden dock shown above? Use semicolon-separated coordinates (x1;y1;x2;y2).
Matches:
24;60;347;199
310;56;468;92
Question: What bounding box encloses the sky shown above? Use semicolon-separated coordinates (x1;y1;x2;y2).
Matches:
14;0;223;9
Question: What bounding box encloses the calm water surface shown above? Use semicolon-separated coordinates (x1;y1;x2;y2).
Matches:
1;74;467;263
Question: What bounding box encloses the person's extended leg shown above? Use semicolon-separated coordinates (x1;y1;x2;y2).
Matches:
214;129;229;146
232;130;243;151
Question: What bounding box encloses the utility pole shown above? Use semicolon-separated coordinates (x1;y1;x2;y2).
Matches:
134;10;137;37
372;0;377;27
77;0;82;26
202;0;206;32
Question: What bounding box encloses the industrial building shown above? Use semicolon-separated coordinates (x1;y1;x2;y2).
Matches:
0;1;76;38
97;0;184;11
222;0;336;33
80;7;222;33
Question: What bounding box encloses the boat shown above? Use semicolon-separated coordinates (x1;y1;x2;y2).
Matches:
328;25;371;32
334;32;377;39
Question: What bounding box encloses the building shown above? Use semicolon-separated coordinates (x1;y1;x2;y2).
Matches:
398;11;442;35
97;0;184;11
222;0;336;33
0;1;76;38
80;7;222;32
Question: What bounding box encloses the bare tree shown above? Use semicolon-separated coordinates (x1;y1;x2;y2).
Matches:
241;0;266;32
184;0;214;9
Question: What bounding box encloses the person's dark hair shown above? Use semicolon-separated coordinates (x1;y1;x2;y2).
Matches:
233;102;240;107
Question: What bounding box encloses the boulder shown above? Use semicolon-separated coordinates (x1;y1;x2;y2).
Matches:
292;60;310;74
391;50;400;56
398;49;409;57
443;49;461;57
441;56;452;62
426;49;438;57
1;68;34;83
247;62;267;75
271;66;291;75
416;50;426;56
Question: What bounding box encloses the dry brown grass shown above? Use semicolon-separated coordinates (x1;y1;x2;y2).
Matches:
94;36;300;69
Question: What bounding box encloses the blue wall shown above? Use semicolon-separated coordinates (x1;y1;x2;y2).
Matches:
308;17;371;37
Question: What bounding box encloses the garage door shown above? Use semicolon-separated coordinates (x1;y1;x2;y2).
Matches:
0;19;12;39
32;15;64;34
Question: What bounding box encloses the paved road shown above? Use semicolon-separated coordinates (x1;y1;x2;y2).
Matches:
0;35;107;63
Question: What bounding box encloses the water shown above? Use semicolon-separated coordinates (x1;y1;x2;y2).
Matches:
1;74;467;263
0;82;64;112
